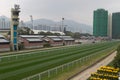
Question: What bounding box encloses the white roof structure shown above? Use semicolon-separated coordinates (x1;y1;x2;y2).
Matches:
47;36;62;41
33;30;65;35
27;38;43;42
20;35;44;42
47;36;58;38
20;35;44;38
0;34;9;43
0;39;9;43
59;36;74;41
0;34;4;38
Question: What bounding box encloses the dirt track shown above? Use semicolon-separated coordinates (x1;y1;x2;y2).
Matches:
70;51;117;80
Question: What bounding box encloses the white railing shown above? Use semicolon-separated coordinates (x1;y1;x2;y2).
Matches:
22;50;106;80
0;44;91;63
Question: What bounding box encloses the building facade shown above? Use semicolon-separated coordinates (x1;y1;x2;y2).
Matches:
0;34;10;52
19;35;44;49
45;36;63;46
112;12;120;39
93;9;108;37
59;36;75;45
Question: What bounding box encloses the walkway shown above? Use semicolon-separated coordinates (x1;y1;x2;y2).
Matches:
70;51;117;80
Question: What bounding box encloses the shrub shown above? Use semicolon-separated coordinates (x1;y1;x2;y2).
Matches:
43;43;51;47
18;43;25;50
113;45;120;68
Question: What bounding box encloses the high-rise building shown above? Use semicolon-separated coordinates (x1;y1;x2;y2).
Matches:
93;9;108;37
112;12;120;39
108;14;112;39
0;16;10;29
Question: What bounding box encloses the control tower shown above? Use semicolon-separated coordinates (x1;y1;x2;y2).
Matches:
10;4;20;51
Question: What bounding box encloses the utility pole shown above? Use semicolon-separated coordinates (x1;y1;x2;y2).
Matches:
62;18;65;45
62;18;64;33
30;15;34;30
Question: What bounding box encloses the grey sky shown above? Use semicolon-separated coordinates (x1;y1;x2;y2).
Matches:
0;0;120;25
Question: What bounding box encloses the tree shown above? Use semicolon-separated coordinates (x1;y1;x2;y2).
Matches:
38;31;61;36
8;27;34;35
18;27;34;35
73;32;81;39
38;32;46;35
65;31;74;37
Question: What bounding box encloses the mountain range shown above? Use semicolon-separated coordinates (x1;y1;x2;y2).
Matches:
0;16;93;34
26;19;93;34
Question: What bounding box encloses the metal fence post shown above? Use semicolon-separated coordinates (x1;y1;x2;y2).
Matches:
62;65;64;72
48;70;50;78
0;57;1;62
39;73;41;80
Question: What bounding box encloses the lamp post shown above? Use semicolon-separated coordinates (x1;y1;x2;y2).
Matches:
62;18;65;45
62;18;64;33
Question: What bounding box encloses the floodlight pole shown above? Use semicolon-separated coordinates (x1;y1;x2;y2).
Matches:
62;18;64;33
62;18;64;45
30;15;34;31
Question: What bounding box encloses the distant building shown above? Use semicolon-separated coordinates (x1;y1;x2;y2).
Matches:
0;34;10;51
108;14;112;39
59;36;75;45
45;36;63;46
112;12;120;39
0;16;10;29
19;35;44;48
93;9;108;37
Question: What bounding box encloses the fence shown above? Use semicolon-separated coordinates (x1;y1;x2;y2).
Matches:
0;45;78;62
22;49;106;80
0;44;92;63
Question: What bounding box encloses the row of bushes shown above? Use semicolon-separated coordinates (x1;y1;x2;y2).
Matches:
9;42;70;51
10;43;53;51
89;66;119;80
113;45;120;68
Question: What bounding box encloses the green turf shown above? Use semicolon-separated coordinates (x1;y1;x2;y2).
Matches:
0;41;119;80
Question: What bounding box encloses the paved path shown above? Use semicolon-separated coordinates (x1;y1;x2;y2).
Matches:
70;51;117;80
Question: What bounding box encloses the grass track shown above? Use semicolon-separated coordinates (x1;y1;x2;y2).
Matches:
0;41;119;80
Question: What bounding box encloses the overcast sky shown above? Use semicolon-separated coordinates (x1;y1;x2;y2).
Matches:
0;0;120;25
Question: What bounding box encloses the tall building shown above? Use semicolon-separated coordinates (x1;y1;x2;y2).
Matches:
93;9;108;37
112;12;120;39
0;16;10;29
108;14;112;38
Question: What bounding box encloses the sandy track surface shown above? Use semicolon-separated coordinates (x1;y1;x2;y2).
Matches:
70;51;116;80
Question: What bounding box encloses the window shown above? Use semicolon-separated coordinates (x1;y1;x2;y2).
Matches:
14;38;17;44
14;32;17;37
14;25;17;30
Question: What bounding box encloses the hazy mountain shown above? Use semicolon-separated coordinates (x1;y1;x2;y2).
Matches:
60;20;92;34
26;19;93;34
0;16;92;34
